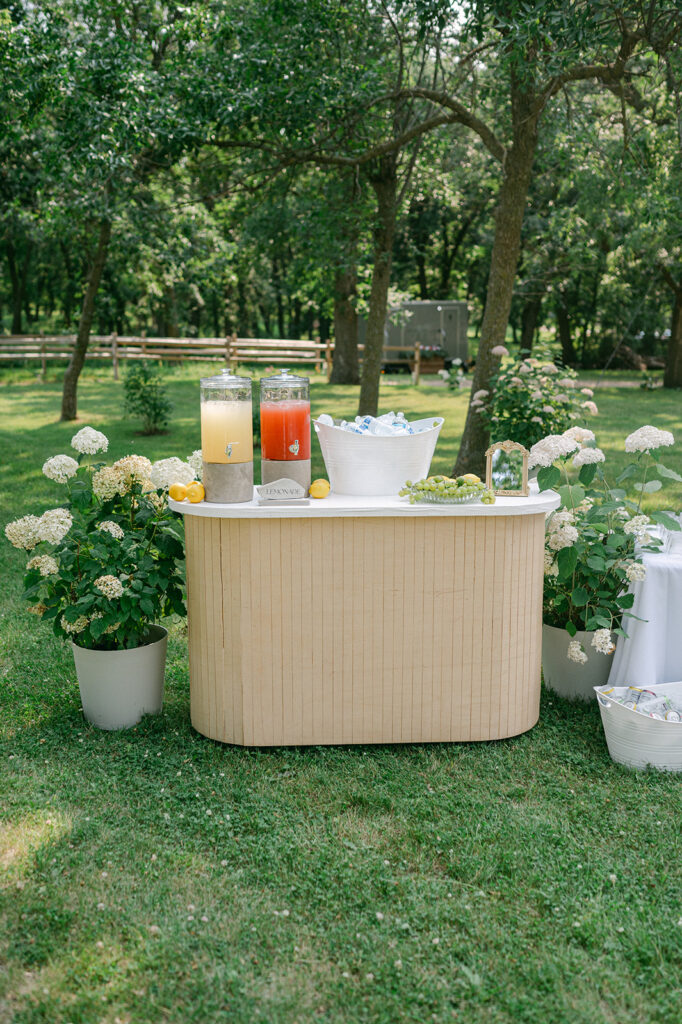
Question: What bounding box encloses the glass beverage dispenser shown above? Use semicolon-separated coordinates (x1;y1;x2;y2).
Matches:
259;369;311;491
200;370;253;503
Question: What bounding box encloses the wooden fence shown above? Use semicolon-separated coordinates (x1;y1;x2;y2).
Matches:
0;334;432;383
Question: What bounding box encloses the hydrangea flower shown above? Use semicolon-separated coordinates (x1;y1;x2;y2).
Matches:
188;450;203;479
36;508;73;544
529;433;579;469
43;455;79;483
591;628;615;655
623;515;651;543
94;575;124;599
150;457;195;492
112;455;152;484
625;561;646;583
97;521;124;540
472;389;489;401
26;554;59;576
544;551;559;578
491;345;509;357
567;639;587;664
563;426;595;445
572;447;605;467
548;524;579;551
71;427;109;455
624;425;674;453
581;400;599;416
92;467;126;501
61;614;89;635
4;514;41;551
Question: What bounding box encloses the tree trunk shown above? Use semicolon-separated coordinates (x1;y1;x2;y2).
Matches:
454;102;538;476
520;295;541;354
556;295;577;364
60;220;111;421
663;277;682;388
330;265;360;384
358;160;397;416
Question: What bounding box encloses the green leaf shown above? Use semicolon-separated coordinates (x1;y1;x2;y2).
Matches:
537;465;561;491
586;615;612;630
616;464;638;483
557;546;577;580
616;592;635;609
90;616;107;639
650;511;681;531
609;489;626;500
656;464;682;482
565;621;577;638
571;587;588;607
633;479;662;493
557;484;585;508
578;463;597;486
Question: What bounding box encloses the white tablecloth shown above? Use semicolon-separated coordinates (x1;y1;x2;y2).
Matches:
608;531;682;687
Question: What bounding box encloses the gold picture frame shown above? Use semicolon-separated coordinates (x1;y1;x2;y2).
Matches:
485;440;529;496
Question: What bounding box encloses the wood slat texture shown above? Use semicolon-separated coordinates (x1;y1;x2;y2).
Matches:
184;512;546;746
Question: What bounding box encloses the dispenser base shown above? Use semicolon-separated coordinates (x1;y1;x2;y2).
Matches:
203;461;253;503
261;459;311;491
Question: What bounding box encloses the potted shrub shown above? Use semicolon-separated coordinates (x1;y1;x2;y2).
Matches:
4;427;195;729
534;425;680;699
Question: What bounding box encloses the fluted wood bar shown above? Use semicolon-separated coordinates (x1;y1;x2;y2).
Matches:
170;488;559;746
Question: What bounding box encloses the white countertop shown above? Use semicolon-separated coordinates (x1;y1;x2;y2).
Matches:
169;483;559;519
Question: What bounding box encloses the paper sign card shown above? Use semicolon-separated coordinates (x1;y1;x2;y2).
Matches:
256;478;307;501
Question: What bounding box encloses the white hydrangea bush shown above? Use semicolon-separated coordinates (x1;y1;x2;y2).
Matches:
538;425;680;666
474;349;594;449
2;427;199;651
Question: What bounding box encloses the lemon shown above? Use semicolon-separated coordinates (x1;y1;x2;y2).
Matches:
309;478;330;499
185;481;205;503
459;473;481;484
168;482;187;502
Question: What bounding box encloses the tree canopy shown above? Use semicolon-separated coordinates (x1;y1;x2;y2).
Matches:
2;0;681;458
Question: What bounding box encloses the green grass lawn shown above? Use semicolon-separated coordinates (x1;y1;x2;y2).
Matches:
1;366;682;1024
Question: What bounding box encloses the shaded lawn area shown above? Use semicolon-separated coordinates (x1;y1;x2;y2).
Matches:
1;368;682;1024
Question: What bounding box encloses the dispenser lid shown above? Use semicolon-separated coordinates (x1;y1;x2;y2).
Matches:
200;368;252;389
261;368;309;386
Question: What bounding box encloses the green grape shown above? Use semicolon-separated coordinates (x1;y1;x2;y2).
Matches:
399;476;487;504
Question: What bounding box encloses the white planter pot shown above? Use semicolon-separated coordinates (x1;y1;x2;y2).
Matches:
542;624;613;701
72;625;168;730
